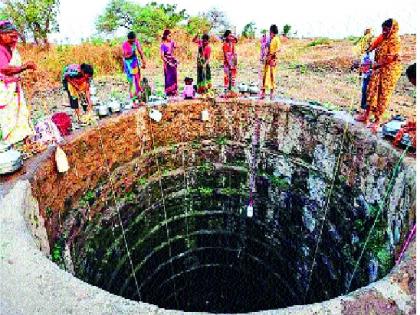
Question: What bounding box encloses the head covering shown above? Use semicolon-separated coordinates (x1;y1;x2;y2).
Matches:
388;19;399;38
0;20;17;33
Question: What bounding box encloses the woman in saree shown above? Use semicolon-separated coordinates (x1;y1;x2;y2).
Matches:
352;28;374;58
259;30;270;88
222;30;238;92
261;24;281;100
0;20;36;145
160;29;178;97
193;34;212;95
62;63;94;124
356;18;403;133
122;31;146;105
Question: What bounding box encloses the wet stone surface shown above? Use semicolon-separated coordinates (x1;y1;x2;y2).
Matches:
10;100;414;314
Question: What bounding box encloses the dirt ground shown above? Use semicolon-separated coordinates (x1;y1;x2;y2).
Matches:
28;35;416;124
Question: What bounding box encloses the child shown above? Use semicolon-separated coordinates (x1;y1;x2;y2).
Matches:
355;51;374;122
182;77;195;99
261;24;281;100
140;77;151;103
223;30;238;92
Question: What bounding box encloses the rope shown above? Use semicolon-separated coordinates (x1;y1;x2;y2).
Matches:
93;120;142;301
146;107;180;308
249;108;261;208
303;71;360;302
396;223;416;265
345;146;409;293
180;109;192;301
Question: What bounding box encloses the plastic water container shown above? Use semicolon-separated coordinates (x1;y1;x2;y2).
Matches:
246;204;254;218
201;110;210;121
0;142;23;175
149;109;162;122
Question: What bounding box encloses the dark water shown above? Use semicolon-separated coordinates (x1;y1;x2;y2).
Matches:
70;166;393;313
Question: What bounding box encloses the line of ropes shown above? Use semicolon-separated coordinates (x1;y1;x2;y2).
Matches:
303;73;360;302
345;146;409;293
145;108;180;308
93;121;142;301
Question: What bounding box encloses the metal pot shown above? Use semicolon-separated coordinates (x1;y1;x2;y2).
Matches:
148;95;167;106
124;102;133;110
108;99;121;113
89;84;97;96
382;116;406;138
96;103;109;117
90;96;99;105
248;84;259;94
238;83;249;93
0;142;23;175
149;109;162;122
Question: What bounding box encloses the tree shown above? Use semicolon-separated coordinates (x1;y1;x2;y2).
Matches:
0;0;60;45
242;22;256;39
283;24;292;37
186;15;211;35
149;2;188;28
96;0;188;42
205;8;230;34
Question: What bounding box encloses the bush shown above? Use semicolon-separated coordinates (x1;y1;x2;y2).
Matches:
307;37;331;47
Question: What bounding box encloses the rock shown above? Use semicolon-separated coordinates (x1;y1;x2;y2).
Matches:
368;256;379;283
303;206;316;232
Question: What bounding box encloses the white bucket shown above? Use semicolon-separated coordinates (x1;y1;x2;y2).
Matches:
149;109;162;122
246;204;254;218
201;110;210;121
55;146;69;173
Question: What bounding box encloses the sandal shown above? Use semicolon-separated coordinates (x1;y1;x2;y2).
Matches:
367;122;380;133
355;113;369;123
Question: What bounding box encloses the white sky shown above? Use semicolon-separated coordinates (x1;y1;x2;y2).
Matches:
50;0;417;43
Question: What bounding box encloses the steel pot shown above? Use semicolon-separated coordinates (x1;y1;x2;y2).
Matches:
0;142;23;175
96;103;109;117
248;84;259;94
108;99;121;113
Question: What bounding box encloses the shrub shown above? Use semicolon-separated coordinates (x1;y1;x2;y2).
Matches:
307;37;331;47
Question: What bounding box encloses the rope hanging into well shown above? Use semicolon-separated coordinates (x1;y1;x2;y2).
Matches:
345;146;409;293
93;120;142;301
146;107;180;308
303;72;361;302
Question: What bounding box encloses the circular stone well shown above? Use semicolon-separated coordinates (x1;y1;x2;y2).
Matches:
0;99;416;314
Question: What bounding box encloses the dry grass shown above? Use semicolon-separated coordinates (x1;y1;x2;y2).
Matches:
19;33;416;119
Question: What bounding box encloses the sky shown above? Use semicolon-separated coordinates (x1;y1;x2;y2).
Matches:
50;0;417;43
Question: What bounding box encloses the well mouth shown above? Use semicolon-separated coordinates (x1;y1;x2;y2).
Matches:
68;162;393;313
24;100;415;314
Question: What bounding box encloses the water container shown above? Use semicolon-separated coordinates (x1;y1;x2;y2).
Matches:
246;204;253;218
0;142;23;175
96;103;109;117
55;146;69;173
248;84;259;94
108;98;121;113
201;110;210;121
238;83;249;93
89;84;97;96
90;96;99;105
149;109;162;122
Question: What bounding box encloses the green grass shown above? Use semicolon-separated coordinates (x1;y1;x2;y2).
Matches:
307;38;331;47
268;175;290;189
80;190;95;206
215;136;228;145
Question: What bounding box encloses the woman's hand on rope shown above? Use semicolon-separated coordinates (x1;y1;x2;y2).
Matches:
23;61;37;71
373;63;381;70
